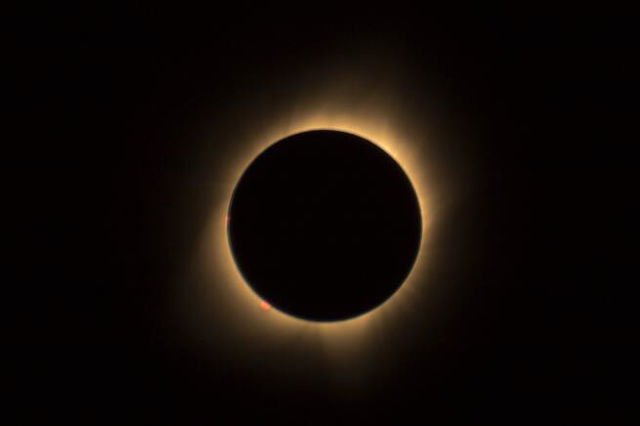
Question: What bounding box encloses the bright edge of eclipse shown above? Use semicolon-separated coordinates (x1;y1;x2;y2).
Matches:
196;102;433;351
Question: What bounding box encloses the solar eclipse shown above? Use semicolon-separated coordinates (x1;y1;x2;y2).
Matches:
188;70;439;360
227;130;422;322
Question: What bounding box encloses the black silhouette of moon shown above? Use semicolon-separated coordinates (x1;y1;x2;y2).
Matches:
227;130;421;321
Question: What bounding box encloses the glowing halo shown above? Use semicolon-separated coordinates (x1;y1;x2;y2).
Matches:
185;75;440;363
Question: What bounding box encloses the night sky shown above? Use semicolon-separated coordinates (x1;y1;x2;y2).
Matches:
7;6;633;425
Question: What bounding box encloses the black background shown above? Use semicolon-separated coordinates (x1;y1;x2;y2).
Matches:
6;5;634;425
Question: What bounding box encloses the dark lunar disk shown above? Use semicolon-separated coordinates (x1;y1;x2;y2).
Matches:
227;130;422;321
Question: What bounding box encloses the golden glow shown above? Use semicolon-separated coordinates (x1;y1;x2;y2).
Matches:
183;71;441;365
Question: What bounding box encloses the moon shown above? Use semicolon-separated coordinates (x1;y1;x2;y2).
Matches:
227;130;422;321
